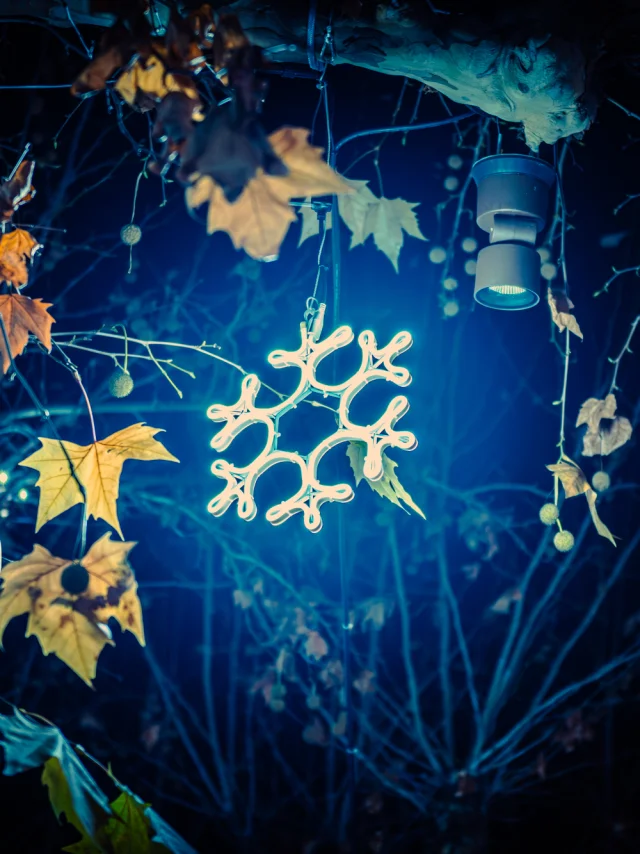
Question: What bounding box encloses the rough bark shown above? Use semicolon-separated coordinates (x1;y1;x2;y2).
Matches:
7;0;638;149
219;0;598;150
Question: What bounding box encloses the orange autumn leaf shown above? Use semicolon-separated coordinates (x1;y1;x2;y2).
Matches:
0;534;143;686
19;423;179;537
0;228;42;288
186;127;352;259
547;289;583;339
0;293;53;373
115;51;199;111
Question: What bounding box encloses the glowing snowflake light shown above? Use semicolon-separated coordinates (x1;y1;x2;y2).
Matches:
207;309;417;533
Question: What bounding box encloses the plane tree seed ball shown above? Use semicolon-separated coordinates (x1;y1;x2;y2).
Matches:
554;530;575;552
539;503;559;525
429;246;447;264
120;223;142;246
592;471;610;491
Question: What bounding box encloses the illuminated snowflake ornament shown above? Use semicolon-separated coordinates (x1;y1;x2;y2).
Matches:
207;308;417;533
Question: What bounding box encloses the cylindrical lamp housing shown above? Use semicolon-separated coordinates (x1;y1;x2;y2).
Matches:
471;154;556;310
474;243;541;310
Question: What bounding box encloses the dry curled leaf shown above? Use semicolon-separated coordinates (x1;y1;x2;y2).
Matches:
547;289;583;339
353;669;376;694
547;460;590;498
0;161;36;222
186;127;351;259
347;442;425;519
303;716;328;746
0;534;143;686
71;21;140;97
233;589;253;609
577;393;633;456
490;587;522;615
19;423;178;536
332;710;347;737
547;459;616;545
0;228;42;288
115;51;199;111
0;292;53;373
304;630;329;661
576;394;618;433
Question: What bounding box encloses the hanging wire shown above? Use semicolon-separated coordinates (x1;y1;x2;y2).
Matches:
60;0;93;58
126;168;145;274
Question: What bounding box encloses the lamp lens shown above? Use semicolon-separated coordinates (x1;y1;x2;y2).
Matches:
488;285;526;295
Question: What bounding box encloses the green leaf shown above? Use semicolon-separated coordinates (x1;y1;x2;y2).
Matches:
0;710;112;843
0;709;196;854
43;756;111;851
346;442;426;519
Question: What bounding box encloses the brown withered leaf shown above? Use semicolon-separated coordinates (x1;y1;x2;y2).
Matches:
0;161;36;222
178;105;286;202
71;21;141;97
150;91;203;176
585;488;616;546
547;461;590;498
577;394;633;457
576;394;618;433
548;289;583;339
115;50;199;111
583;417;633;457
0;293;53;373
303;716;328;746
353;669;376;694
0;228;42;288
304;630;329;661
186;127;351;259
0;534;143;686
547;460;616;545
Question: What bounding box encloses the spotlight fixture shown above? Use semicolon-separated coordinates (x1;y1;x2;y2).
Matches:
471;154;556;310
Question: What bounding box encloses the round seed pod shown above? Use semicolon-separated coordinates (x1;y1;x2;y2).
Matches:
109;368;134;398
553;530;575;553
539;503;559;526
592;471;610;492
306;694;321;710
269;699;286;713
61;561;90;595
120;223;142;246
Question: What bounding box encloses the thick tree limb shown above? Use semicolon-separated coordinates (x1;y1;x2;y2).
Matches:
3;0;631;148
220;0;597;149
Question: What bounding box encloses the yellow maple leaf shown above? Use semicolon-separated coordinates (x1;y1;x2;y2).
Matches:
0;292;53;373
0;534;143;685
186;127;351;259
346;441;426;519
19;423;179;536
115;52;198;109
0;228;42;288
336;180;427;271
